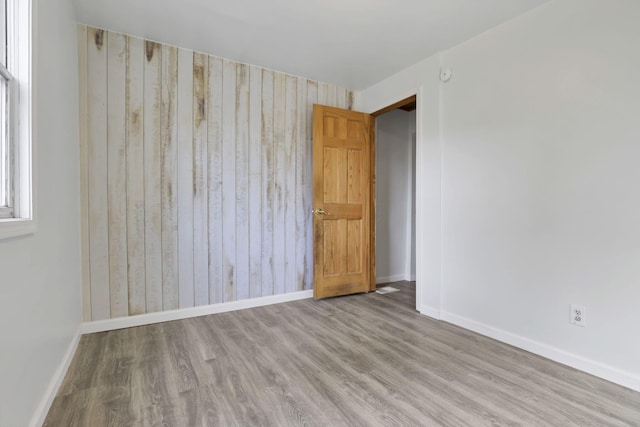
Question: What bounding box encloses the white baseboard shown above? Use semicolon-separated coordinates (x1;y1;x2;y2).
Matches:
440;311;640;393
82;290;314;334
29;326;82;427
419;304;442;320
376;274;406;285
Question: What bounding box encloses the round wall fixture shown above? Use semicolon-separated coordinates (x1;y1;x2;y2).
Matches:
440;68;452;82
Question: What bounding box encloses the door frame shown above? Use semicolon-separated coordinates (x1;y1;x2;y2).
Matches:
369;95;417;292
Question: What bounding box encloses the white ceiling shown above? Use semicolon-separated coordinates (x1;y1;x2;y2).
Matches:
73;0;550;90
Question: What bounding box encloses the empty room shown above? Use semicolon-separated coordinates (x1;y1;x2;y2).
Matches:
1;0;640;426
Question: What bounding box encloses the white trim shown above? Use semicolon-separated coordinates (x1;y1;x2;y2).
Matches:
29;327;82;427
419;304;441;319
0;216;35;238
0;0;35;240
404;123;414;283
440;310;640;393
437;54;444;317
376;274;406;285
82;290;314;334
414;84;425;313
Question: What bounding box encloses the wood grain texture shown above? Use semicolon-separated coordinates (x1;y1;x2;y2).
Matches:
284;76;297;294
320;82;334;107
177;48;195;309
369;120;377;291
78;24;91;321
313;106;371;299
193;52;210;307
222;59;237;303
236;63;250;301
87;27;110;321
305;81;318;291
143;39;163;314
46;282;640;427
79;26;355;320
161;45;179;311
248;65;263;299
126;36;146;315
273;72;286;296
295;77;308;292
107;31;129;318
261;69;275;298
207;56;224;305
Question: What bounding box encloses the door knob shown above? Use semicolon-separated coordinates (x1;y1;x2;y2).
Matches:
312;208;329;216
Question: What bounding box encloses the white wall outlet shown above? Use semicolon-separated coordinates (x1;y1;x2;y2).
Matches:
570;304;586;327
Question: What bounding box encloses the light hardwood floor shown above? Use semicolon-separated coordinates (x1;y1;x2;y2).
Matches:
44;282;640;426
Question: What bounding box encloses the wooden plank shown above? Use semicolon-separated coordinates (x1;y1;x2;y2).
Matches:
161;45;179;311
235;63;250;301
126;35;147;315
305;81;318;291
87;27;111;320
335;86;347;110
222;59;237;302
143;40;163;313
78;25;91;321
193;52;209;306
272;72;286;295
107;21;133;318
284;75;297;294
317;82;330;106
295;77;308;291
207;56;224;304
371;95;417;117
327;83;337;107
369;117;377;291
347;90;354;111
260;69;275;297
177;48;194;309
248;65;263;299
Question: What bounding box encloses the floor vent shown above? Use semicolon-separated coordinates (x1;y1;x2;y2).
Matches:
375;286;400;294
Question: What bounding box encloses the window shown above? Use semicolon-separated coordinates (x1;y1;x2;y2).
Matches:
0;0;12;219
0;0;33;238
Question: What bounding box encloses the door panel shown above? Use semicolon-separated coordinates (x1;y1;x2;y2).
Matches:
313;105;372;299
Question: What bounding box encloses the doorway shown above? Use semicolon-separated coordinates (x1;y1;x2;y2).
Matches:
372;96;417;304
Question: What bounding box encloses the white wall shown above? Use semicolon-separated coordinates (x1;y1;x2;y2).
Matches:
355;53;442;315
0;0;82;425
375;109;416;283
357;0;640;390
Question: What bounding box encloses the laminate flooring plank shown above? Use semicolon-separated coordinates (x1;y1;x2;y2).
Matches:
43;388;91;427
202;316;278;425
322;294;600;425
334;287;634;426
274;305;449;426
45;282;640;427
162;320;201;393
281;301;511;427
56;333;108;395
238;306;363;427
230;308;340;426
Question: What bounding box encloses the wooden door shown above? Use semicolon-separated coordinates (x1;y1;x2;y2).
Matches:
312;105;373;299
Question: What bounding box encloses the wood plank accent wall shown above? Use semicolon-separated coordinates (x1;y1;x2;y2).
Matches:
78;25;355;321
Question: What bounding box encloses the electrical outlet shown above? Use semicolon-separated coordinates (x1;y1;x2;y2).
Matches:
570;304;586;327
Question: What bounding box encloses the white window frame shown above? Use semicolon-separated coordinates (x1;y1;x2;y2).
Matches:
0;0;34;239
0;64;12;219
